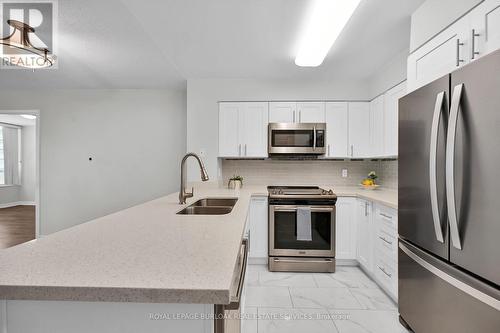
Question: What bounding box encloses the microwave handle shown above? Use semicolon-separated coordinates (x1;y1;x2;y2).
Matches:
313;126;317;151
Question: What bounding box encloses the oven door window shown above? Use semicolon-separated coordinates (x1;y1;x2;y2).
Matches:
273;209;332;250
271;130;314;147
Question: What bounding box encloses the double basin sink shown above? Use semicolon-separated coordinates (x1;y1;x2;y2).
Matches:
177;198;238;215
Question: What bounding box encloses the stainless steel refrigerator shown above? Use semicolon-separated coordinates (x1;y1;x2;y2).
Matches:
398;49;500;332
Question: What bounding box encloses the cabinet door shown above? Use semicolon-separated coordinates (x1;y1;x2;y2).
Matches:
269;102;296;123
348;102;371;158
239;102;269;158
335;197;357;260
296;102;326;123
407;17;470;92
325;102;349;158
369;95;385;157
219;102;241;157
470;0;500;61
356;199;373;273
249;196;269;259
383;81;407;157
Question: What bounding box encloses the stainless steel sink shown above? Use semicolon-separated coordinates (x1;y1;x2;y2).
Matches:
177;206;234;215
177;198;238;215
190;198;238;207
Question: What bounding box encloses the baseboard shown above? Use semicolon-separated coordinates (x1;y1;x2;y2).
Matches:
0;201;36;209
336;259;359;266
248;257;268;265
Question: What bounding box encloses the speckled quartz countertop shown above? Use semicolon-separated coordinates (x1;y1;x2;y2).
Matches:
0;184;396;304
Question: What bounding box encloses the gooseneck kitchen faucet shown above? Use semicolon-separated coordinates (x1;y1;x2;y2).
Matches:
179;153;209;204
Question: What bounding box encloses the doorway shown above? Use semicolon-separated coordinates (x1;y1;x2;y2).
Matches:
0;111;40;249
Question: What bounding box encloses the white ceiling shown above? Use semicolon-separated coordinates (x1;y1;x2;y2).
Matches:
0;114;36;126
0;0;424;89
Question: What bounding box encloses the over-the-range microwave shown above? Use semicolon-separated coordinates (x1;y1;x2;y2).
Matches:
268;123;326;155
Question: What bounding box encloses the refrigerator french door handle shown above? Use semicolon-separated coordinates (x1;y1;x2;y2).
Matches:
400;242;500;311
446;84;464;250
429;91;446;243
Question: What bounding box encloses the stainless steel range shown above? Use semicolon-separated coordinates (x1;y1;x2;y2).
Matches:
268;186;337;273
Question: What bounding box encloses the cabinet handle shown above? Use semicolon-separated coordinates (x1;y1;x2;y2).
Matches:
456;39;465;67
299;110;302;123
245;144;247;156
365;202;368;217
351;145;354;157
379;236;393;245
471;29;480;60
238;144;242;157
293;110;296;123
378;265;392;278
379;212;393;220
328;144;331;157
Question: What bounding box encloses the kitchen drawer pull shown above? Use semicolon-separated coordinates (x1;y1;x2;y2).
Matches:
378;265;392;278
471;29;480;60
456;39;465;67
379;212;393;220
379;236;393;245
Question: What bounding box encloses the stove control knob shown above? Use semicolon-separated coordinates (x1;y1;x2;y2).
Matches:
278;189;283;195
328;190;333;195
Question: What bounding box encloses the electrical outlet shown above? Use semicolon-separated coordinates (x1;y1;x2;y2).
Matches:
342;168;348;178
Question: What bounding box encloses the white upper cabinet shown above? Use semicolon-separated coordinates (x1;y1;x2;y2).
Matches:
269;102;296;123
470;0;500;61
325;102;349;158
219;103;241;157
383;82;407;157
407;17;470;91
269;102;325;123
407;0;500;92
239;103;269;157
296;102;326;123
348;102;371;158
219;102;268;158
369;95;385;158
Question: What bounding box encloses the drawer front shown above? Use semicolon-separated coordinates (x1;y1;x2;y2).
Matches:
376;205;397;231
375;255;397;298
376;229;397;265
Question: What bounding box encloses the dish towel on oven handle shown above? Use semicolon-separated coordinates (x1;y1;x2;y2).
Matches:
296;206;312;241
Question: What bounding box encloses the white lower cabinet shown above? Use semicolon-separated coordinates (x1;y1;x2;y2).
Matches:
248;196;268;262
373;203;398;301
356;199;373;274
335;197;357;261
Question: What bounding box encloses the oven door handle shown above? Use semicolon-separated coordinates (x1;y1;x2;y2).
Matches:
272;206;334;213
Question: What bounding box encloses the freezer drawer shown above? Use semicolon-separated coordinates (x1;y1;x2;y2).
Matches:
399;241;500;333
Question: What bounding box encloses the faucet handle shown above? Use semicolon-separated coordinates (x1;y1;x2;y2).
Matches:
186;187;194;198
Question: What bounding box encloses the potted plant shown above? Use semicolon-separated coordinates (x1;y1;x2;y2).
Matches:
228;175;243;190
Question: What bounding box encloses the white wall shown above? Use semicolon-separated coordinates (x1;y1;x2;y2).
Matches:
0;89;186;235
368;48;409;98
0;186;20;205
20;125;36;203
410;0;484;52
186;79;371;181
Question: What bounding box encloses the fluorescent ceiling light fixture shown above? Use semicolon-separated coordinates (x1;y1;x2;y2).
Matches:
295;0;361;67
21;115;37;120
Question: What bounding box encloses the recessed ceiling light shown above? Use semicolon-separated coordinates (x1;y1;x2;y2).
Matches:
21;115;37;120
295;0;361;67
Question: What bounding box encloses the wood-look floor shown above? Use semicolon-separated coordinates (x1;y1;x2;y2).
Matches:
0;205;35;249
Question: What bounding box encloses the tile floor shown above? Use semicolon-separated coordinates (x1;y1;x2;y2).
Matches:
242;264;409;333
